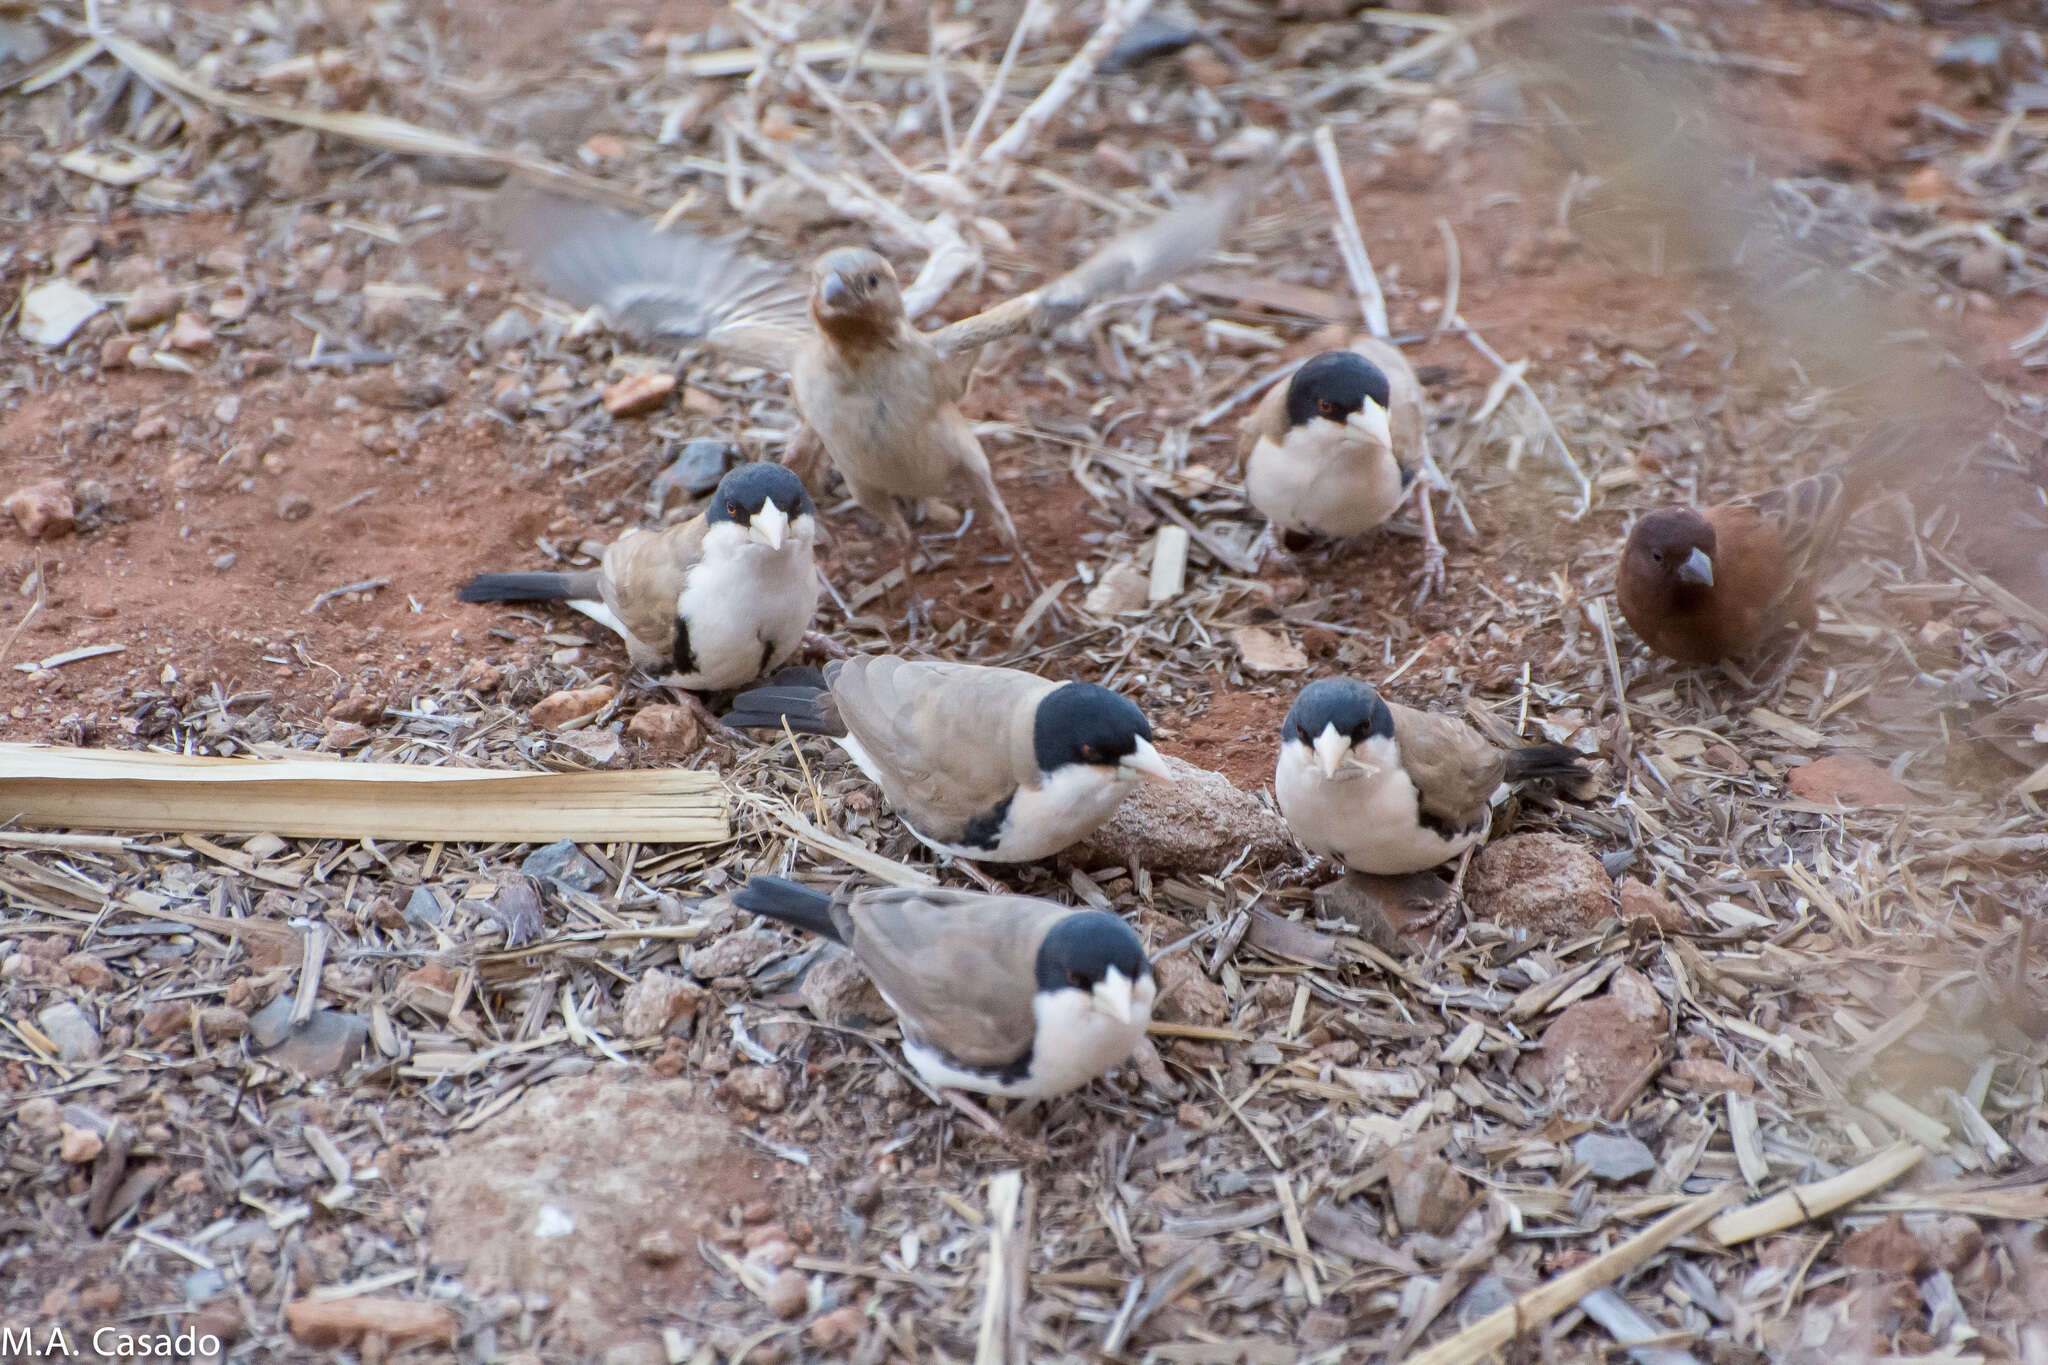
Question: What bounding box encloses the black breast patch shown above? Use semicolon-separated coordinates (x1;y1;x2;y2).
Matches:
671;614;698;677
957;793;1014;852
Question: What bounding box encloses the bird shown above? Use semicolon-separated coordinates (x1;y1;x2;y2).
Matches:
1615;424;1925;666
730;876;1155;1111
507;179;1252;612
723;655;1173;863
456;462;819;692
1242;336;1444;596
1275;677;1590;875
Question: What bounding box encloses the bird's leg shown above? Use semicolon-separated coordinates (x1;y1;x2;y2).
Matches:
1252;524;1304;576
662;685;725;734
801;629;853;660
939;1088;1048;1163
1409;480;1447;607
958;454;1044;596
946;857;1010;894
1755;632;1810;701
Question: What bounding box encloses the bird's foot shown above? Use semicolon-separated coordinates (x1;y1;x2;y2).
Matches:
801;629;853;661
947;858;1010;894
1409;539;1448;608
663;687;725;735
939;1088;1048;1163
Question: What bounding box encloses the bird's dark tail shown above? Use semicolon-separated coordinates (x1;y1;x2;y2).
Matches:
722;668;842;737
1503;743;1594;797
458;571;601;604
731;876;843;942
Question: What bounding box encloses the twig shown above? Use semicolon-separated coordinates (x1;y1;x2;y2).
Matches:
1446;314;1594;518
1707;1142;1925;1246
1404;1183;1740;1365
956;0;1049;169
1313;124;1388;341
1432;216;1461;343
975;1170;1024;1365
979;0;1154;169
304;578;389;614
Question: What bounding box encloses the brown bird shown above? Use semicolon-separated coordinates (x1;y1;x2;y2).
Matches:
1617;425;1929;666
510;183;1249;612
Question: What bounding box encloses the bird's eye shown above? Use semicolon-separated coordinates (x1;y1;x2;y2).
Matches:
865;273;879;289
726;501;742;518
1297;725;1314;743
1068;970;1087;988
1078;743;1102;763
1318;398;1340;418
1650;550;1663;563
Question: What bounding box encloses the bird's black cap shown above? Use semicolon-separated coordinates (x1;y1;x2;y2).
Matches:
1285;350;1391;430
1034;911;1151;995
1033;682;1152;774
707;462;815;525
1282;677;1394;747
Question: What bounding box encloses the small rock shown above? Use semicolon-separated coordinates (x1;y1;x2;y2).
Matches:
1181;46;1232;88
60;952;115;990
1465;833;1616;935
1516;968;1667;1117
1213;125;1280;164
1572;1131;1657;1181
1787;755;1912;807
326;685;386;725
1139;913;1230;1025
603;372;676;418
620;968;704;1038
529;684;616;730
1617;879;1687;932
211;282;253;322
17;1096;62;1137
19;278;102;346
101;335;139;369
285;1297;458;1350
1388;1144;1468;1236
459;660;503;693
404;886;449;928
761;1269;808;1320
1902;164;1948;204
140;1000;192;1040
1841;1215;1929;1277
807;1306;864;1351
1666;1057;1754;1095
798;949;890;1026
265;128;322;193
479;306;535;352
649;439;733;507
212;551;238;571
1920;1215;1983;1274
602;1343;665;1365
249;997;368;1077
636;1229;682;1266
1231;625;1310;673
6;480;76;540
317;719;370;751
1316;871;1455;951
363;291;414;339
277;491;313;521
166;311;214;351
1083;560;1150;617
52;225;98;272
121;279;181;327
520;839;607;891
687;927;782;980
626;703;703;757
552;726;623;765
59;1124;104;1163
720;1065;788;1113
1956;242;2006;293
37;1000;101;1062
1078;755;1293;874
198;1005;249;1042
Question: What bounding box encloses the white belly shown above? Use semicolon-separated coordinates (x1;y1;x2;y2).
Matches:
657;543;818;691
1274;739;1480;874
898;989;1151;1099
837;740;1135;864
1245;433;1404;538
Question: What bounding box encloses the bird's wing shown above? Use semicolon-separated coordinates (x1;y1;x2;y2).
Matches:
928;172;1254;365
599;515;710;650
829;656;1053;839
1240;371;1293;453
845;890;1073;1068
1387;702;1504;832
508;195;809;370
1350;334;1428;474
1724;469;1850;609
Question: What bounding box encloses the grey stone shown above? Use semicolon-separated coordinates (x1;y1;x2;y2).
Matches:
1457;1273;1517;1325
1936;33;2005;72
249;997;368;1077
1076;755;1292;874
799;949;891;1026
651;439;733;505
521;839;606;891
36;1001;101;1062
686;927;781;981
480;306;536;353
1573;1131;1658;1182
405;885;448;928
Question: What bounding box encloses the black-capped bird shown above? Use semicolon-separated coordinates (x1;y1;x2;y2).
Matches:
731;876;1155;1110
723;655;1172;863
507;179;1252;606
1243;338;1443;595
457;462;818;691
1275;677;1589;875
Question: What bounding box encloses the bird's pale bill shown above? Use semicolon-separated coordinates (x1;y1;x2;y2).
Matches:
1095;965;1139;1024
1346;399;1393;449
750;500;790;551
1120;738;1175;785
1675;546;1713;586
1311;722;1381;781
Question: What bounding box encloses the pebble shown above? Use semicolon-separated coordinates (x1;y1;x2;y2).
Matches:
459;660;503;693
277;491;313;521
210;282;253;322
1956;242;2007;293
687;927;782;980
60;952;115;990
799;949;890;1026
1464;833;1616;935
167;311;214;351
529;684;615;730
1787;754;1912;807
1078;755;1293;874
198;1005;250;1041
520;839;607;892
59;1124;105;1163
405;885;449;928
1515;967;1667;1117
552;726;623;766
6;480;77;540
19;278;102;346
1617;878;1688;931
719;1065;788;1113
17;1096;62;1137
619;968;704;1038
479;307;536;352
1315;870;1455;952
761;1270;808;1320
250;997;368;1077
1572;1131;1657;1181
635;1229;682;1265
1212;125;1279;164
649;438;733;509
285;1297;459;1349
1388;1145;1468;1236
121;279;180;327
140;1000;192;1039
37;1000;101;1062
806;1306;865;1352
1082;560;1150;618
213;552;238;571
52;225;98;272
626;703;703;757
602;372;676;418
